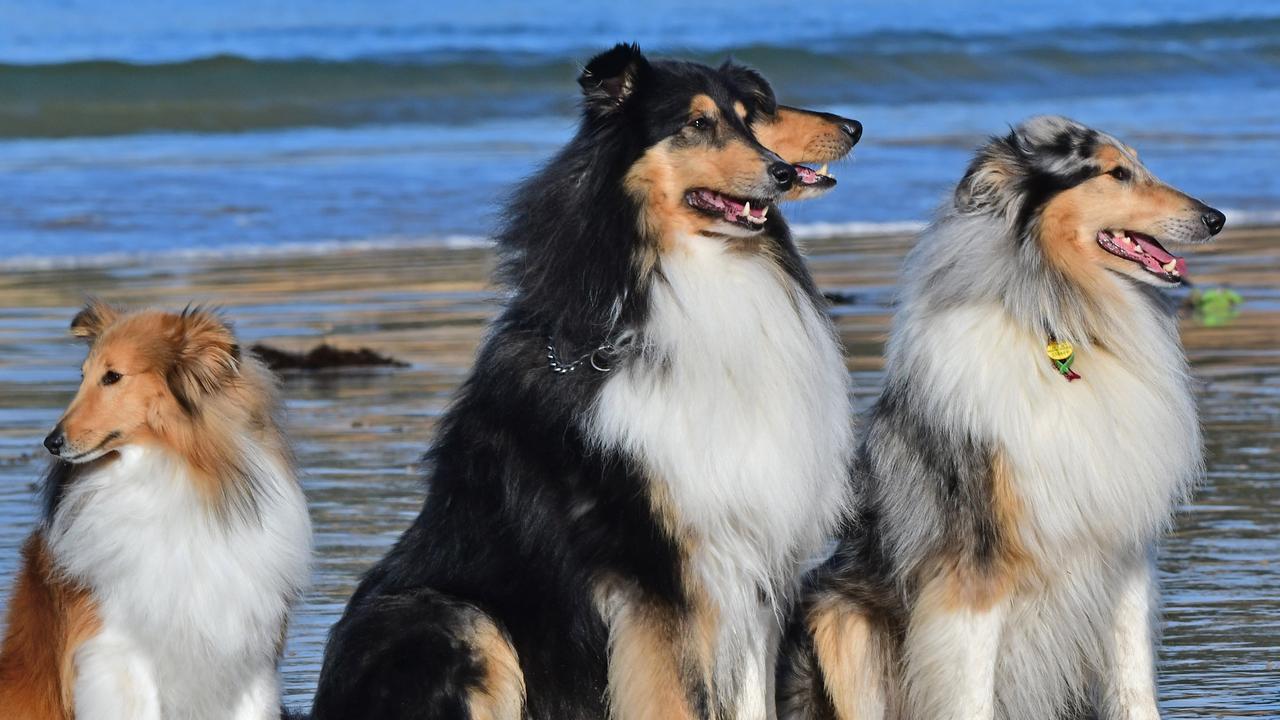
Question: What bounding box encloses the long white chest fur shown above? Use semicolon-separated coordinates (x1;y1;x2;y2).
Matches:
904;302;1200;553
47;445;311;720
588;238;853;715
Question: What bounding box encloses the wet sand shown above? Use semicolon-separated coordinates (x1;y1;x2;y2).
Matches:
0;229;1276;715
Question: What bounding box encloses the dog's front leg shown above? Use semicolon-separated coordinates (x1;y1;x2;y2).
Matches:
73;629;162;720
1096;560;1162;720
231;663;281;720
901;578;1005;720
600;586;706;720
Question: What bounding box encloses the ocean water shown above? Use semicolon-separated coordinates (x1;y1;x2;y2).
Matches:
1;0;1279;262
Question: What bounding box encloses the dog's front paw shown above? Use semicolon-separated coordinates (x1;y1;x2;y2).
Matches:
1106;698;1162;720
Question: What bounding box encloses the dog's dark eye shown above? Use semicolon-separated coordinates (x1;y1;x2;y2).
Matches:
689;116;713;131
1108;167;1132;182
101;370;122;386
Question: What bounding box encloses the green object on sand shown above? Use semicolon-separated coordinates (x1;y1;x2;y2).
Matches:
1188;288;1244;327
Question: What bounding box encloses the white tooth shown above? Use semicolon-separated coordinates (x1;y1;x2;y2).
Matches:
1162;259;1177;273
818;163;829;176
742;201;751;217
1132;242;1143;254
761;206;768;219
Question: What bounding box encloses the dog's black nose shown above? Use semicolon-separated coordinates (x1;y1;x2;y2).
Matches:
1201;208;1226;236
43;428;64;456
841;119;863;145
769;162;796;191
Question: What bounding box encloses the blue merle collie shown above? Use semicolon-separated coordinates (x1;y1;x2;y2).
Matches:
778;116;1226;720
310;43;861;720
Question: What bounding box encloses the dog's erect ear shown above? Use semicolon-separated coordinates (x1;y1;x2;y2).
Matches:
69;299;120;343
719;61;777;116
578;43;648;116
165;307;241;413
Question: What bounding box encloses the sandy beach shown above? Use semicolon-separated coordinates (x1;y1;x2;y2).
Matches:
0;228;1276;715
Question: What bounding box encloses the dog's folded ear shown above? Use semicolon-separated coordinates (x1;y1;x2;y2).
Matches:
579;43;648;116
166;307;241;413
719;61;777;116
69;298;120;343
955;132;1022;215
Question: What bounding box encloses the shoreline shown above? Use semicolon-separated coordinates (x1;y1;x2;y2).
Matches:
1;225;1276;381
3;225;1276;370
7;216;1280;274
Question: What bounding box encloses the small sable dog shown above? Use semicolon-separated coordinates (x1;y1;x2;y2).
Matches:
0;303;311;720
778;116;1225;720
311;44;860;720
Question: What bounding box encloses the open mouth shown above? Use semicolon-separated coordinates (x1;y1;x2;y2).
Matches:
793;163;836;190
1097;229;1188;284
685;164;837;228
686;189;771;229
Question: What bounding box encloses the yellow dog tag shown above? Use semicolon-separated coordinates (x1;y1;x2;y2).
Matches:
1046;340;1074;361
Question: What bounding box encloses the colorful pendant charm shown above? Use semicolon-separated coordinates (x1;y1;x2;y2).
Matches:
1046;338;1081;381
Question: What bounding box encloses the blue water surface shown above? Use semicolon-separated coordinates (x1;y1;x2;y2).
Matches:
0;0;1278;259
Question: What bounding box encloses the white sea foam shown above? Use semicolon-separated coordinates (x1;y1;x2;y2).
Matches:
790;220;929;240
5;208;1278;272
0;234;494;271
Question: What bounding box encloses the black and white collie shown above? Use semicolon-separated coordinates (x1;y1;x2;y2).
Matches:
778;116;1225;720
0;303;311;720
310;43;861;720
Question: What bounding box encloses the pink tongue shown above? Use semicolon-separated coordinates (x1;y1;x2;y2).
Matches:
721;197;744;222
1132;235;1188;275
693;190;764;222
1132;236;1172;263
718;197;766;222
794;165;820;184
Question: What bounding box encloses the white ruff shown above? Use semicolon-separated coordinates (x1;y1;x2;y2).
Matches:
47;444;312;720
898;298;1198;555
892;286;1199;718
589;237;853;718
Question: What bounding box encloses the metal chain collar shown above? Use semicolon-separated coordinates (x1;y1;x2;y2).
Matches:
545;337;621;375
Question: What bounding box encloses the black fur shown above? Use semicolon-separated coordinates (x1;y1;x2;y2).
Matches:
313;589;512;718
311;44;822;720
955;123;1106;240
1013;163;1098;240
38;460;75;522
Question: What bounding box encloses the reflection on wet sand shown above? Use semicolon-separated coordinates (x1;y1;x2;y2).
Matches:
0;229;1276;715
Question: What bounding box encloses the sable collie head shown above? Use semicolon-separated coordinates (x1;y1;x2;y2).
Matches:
955;115;1225;288
754;105;861;201
580;43;860;240
43;302;280;486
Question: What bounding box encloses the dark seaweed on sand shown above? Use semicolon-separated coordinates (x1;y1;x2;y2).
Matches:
250;343;408;371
